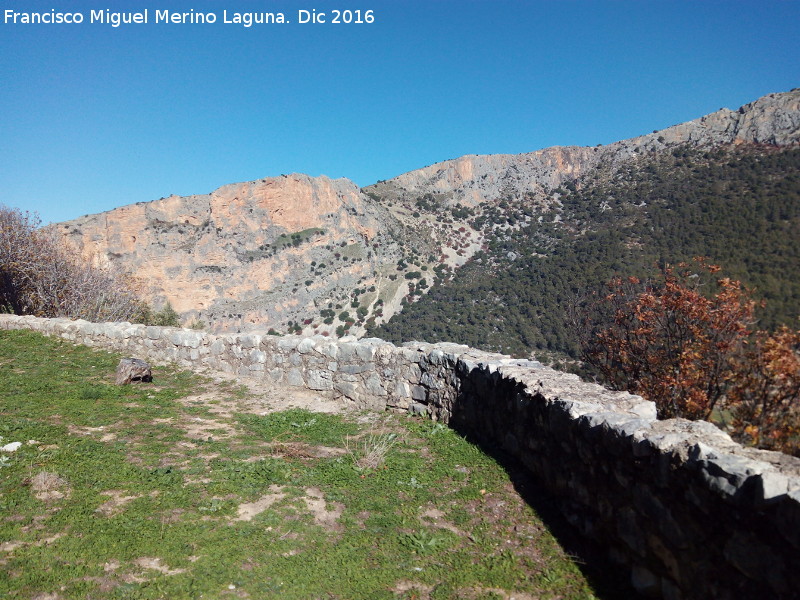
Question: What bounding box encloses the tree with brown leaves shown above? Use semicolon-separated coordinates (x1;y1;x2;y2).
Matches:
728;326;800;455
577;259;756;420
576;258;800;455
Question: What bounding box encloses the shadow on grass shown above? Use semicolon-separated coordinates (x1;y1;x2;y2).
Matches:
452;428;644;600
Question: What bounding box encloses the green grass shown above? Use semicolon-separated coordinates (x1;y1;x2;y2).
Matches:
0;329;599;599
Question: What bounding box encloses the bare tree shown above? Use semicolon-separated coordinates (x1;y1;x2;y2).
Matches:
0;205;146;322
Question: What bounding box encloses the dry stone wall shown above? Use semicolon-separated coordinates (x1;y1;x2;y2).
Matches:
2;314;799;599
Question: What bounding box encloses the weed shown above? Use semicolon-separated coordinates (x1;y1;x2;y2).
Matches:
346;428;399;471
400;529;446;555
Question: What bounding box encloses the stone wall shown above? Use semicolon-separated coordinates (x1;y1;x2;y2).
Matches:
2;314;799;599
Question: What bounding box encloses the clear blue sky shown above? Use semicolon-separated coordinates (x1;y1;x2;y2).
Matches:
1;0;798;224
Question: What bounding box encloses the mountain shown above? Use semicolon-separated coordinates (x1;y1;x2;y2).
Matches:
372;143;800;358
58;175;412;334
365;88;800;208
57;89;800;347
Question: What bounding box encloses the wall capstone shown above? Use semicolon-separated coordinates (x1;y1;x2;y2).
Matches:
2;314;799;599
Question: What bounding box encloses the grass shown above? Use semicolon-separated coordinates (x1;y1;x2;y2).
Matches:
346;428;399;472
0;329;600;599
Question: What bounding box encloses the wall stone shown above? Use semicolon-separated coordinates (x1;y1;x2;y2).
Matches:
2;314;799;599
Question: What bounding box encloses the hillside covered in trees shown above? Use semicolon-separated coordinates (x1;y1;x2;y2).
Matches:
370;144;800;359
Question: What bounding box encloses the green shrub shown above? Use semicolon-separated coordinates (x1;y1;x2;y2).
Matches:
141;301;180;327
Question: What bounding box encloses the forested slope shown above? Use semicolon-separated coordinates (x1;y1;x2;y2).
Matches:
370;145;800;358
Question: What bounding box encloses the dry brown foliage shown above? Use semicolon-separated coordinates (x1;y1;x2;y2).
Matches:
0;205;145;322
728;326;800;455
576;258;800;455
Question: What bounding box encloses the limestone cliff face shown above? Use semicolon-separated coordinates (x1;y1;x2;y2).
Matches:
58;174;413;333
57;89;799;335
366;88;800;206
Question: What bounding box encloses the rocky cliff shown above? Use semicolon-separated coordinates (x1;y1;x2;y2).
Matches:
57;89;800;336
365;88;800;207
58;174;431;334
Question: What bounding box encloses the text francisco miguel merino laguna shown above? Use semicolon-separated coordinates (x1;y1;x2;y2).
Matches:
3;8;376;27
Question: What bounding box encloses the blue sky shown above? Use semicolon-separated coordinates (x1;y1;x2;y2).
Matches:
1;0;798;224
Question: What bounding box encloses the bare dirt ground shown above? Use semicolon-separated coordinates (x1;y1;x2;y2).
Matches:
195;368;350;416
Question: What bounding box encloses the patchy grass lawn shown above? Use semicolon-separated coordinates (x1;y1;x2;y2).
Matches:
0;329;599;599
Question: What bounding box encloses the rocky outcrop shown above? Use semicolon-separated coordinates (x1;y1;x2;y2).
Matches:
55;89;800;336
57;174;415;334
657;88;800;147
3;313;800;600
366;88;800;207
366;147;598;208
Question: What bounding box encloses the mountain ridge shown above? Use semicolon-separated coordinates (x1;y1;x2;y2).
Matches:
58;173;417;333
55;88;800;339
365;88;800;208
